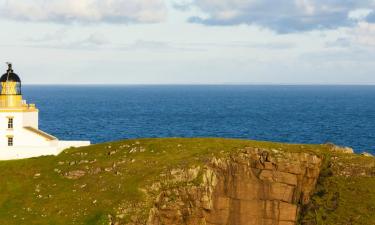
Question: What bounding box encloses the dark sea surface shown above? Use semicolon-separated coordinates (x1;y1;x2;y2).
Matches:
23;85;375;153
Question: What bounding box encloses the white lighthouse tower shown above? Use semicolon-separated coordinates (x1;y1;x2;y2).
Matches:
0;63;90;160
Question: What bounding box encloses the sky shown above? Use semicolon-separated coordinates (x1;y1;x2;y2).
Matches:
0;0;374;85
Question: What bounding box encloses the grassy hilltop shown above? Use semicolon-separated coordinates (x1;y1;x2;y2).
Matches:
0;138;374;225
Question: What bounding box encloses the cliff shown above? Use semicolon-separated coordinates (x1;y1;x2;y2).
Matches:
147;148;322;225
0;138;374;225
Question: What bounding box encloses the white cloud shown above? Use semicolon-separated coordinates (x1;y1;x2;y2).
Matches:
85;33;109;45
327;21;375;49
0;0;167;24
182;0;375;33
27;29;68;42
348;9;373;21
354;22;375;47
25;31;110;50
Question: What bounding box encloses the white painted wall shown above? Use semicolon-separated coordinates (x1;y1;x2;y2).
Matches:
22;111;38;128
0;140;91;160
0;146;60;160
0;111;49;148
58;141;91;151
0;111;23;148
18;128;53;147
0;110;90;160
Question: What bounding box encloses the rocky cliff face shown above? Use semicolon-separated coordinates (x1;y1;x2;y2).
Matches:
147;147;322;225
1;138;373;225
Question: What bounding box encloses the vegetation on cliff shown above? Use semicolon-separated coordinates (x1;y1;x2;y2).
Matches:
299;152;375;225
0;138;374;225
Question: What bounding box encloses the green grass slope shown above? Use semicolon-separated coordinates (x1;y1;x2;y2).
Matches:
0;138;373;225
299;152;375;225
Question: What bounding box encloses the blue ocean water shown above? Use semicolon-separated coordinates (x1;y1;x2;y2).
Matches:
23;85;375;153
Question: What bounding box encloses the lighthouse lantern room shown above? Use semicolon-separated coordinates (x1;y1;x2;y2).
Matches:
0;63;90;160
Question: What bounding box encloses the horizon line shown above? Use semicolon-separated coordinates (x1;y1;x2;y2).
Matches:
22;83;375;86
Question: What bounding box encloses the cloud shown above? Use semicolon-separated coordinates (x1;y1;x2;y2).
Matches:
119;40;210;52
27;29;68;42
25;31;110;50
181;0;375;33
326;38;352;48
354;22;375;47
0;0;167;24
183;41;295;50
367;12;375;22
325;21;375;50
84;33;109;45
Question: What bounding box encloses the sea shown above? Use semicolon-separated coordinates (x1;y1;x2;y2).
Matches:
23;85;375;153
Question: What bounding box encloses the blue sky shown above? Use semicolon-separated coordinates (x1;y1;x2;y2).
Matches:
0;0;374;84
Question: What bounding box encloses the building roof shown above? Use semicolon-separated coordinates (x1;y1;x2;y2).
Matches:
0;63;21;83
24;127;57;141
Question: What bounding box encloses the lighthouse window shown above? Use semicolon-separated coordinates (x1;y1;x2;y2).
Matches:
8;118;13;129
8;137;13;146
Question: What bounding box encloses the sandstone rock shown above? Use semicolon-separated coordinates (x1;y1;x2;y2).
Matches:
65;170;86;179
279;202;297;222
104;167;113;172
78;160;89;164
327;143;354;154
108;151;117;156
147;148;322;225
361;152;373;157
259;170;298;186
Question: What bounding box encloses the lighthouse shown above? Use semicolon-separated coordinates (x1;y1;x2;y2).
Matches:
0;63;90;160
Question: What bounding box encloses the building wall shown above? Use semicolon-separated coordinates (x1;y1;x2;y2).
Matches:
22;111;38;128
0;110;90;160
0;111;23;147
0;140;91;160
58;141;91;151
0;146;60;160
0;111;47;148
18;128;55;147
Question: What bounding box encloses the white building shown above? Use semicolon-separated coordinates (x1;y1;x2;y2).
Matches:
0;63;90;160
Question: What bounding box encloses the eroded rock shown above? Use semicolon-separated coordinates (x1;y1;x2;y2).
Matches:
147;148;323;225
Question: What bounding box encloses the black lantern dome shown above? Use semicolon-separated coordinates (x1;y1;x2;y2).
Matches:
0;63;21;82
0;63;22;95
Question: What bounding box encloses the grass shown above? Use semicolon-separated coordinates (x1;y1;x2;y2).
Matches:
299;153;375;225
0;138;373;225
